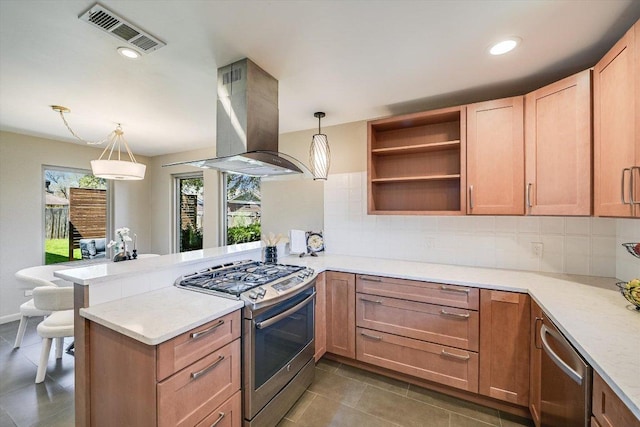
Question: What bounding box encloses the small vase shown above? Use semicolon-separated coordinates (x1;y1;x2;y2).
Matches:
265;246;278;264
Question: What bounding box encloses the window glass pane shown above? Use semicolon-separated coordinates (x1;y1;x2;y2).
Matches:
178;176;204;252
226;174;261;245
44;168;108;265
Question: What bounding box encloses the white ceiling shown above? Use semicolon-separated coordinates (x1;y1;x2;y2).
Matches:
1;1;639;157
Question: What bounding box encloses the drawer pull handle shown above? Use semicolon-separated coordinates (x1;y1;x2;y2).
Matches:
190;320;225;339
360;332;383;341
440;285;470;294
359;276;382;282
210;412;226;427
440;309;470;319
359;297;382;304
441;349;470;361
191;355;224;380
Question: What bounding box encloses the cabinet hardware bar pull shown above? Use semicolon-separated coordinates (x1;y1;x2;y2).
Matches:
440;309;470;319
441;349;470;361
255;292;316;329
526;183;533;208
621;168;632;205
191;355;225;380
359;276;382;282
360;332;383;341
469;185;474;210
359;297;382;304
190;320;225;339
210;412;226;427
540;324;583;385
629;166;640;205
440;285;470;294
534;317;543;349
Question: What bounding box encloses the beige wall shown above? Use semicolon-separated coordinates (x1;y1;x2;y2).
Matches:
147;148;221;254
260;120;366;237
0;131;151;321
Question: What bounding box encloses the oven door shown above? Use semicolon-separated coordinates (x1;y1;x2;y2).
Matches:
244;286;315;419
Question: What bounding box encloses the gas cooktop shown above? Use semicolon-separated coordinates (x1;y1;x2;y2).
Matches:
174;260;316;309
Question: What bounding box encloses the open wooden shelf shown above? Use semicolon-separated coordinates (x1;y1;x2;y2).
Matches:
371;140;461;156
368;106;466;215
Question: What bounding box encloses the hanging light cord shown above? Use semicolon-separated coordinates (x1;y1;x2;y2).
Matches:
56;109;110;146
96;124;139;163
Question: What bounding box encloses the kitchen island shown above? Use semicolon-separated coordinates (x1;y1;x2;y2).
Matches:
59;247;639;425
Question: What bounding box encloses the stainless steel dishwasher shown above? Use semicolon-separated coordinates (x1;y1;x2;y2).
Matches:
540;315;592;427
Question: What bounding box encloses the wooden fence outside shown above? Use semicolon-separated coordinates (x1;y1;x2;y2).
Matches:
45;206;69;239
68;188;107;260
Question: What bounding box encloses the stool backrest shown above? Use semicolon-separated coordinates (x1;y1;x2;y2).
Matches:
33;286;74;311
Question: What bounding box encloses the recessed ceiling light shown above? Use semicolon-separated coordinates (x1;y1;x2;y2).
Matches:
489;38;520;55
117;47;141;59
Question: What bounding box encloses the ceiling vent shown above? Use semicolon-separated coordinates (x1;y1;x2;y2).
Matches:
79;3;166;54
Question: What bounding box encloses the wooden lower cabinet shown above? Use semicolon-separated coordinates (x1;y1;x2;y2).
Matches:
325;271;356;358
314;272;327;362
88;310;242;427
357;327;479;392
529;300;543;427
479;290;530;406
592;372;640;427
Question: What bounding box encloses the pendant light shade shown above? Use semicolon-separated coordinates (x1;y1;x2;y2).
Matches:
51;105;146;180
309;112;330;180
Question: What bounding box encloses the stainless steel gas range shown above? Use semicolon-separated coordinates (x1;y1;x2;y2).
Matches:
175;260;317;427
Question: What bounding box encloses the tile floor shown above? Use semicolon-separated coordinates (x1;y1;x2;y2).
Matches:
0;319;532;427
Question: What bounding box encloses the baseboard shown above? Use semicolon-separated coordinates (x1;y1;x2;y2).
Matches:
0;313;21;324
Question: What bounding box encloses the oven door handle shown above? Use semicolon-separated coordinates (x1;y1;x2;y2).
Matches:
255;291;316;330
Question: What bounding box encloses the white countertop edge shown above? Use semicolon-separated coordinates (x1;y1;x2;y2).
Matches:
55;242;263;285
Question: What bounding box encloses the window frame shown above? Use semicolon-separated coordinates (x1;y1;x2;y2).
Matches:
173;172;204;253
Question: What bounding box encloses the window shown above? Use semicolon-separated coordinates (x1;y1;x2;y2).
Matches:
176;174;204;252
223;173;261;245
43;167;109;265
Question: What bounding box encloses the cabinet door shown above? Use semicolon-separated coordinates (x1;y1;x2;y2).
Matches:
529;301;543;427
592;372;640;427
467;97;525;215
479;290;530;406
594;21;638;217
314;272;327;362
525;69;592;216
325;271;356;358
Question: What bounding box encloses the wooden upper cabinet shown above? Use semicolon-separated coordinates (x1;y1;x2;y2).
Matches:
479;290;530;406
467;97;525;215
325;271;356;358
367;106;466;215
525;69;592;216
594;19;640;217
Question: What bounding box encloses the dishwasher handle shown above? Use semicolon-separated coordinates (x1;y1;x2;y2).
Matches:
540;324;583;386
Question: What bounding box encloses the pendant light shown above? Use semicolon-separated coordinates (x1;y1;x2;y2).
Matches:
309;112;330;180
51;106;146;180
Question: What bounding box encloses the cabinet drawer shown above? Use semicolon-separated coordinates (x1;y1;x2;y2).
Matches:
158;339;241;427
592;372;640;427
356;327;478;393
356;293;479;351
356;275;479;310
195;390;242;427
157;310;241;380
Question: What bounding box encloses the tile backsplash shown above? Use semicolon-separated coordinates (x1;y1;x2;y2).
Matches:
324;172;640;280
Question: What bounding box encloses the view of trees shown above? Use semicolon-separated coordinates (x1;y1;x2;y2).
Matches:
226;174;261;245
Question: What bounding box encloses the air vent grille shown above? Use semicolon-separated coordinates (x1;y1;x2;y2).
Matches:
79;3;166;54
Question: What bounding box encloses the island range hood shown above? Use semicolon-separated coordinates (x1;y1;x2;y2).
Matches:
165;58;311;178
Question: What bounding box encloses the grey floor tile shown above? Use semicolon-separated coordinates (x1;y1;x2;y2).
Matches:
0;381;74;427
355;385;450;427
19;340;75;389
0;319;43;349
284;390;317;422
307;368;367;407
451;413;496;426
335;364;409;396
0;407;17;427
29;402;75;427
0;350;39;396
294;394;398;427
407;384;501;426
315;358;341;373
499;411;534;427
276;419;297;427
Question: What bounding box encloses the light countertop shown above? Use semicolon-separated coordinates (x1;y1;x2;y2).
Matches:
78;251;640;419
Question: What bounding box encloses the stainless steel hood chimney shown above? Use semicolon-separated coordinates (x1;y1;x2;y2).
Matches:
164;58;311;178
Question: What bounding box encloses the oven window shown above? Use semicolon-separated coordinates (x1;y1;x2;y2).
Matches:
254;288;314;389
